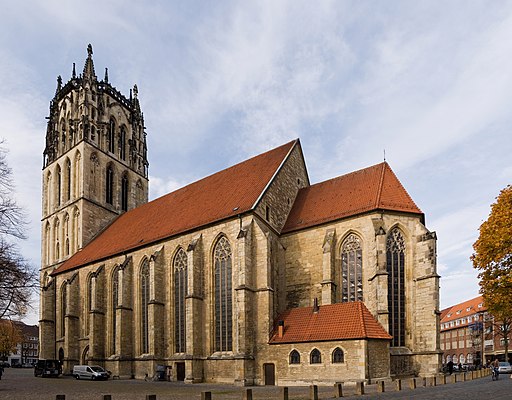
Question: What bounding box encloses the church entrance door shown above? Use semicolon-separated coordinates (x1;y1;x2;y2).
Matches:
263;363;275;385
176;362;185;381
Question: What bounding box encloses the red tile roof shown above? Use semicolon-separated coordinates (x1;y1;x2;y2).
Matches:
440;295;486;331
282;162;422;233
269;302;392;344
52;140;298;276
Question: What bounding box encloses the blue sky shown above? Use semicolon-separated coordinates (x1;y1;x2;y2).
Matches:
1;1;511;324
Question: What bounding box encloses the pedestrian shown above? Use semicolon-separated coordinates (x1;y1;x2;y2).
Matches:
447;360;454;375
0;364;4;380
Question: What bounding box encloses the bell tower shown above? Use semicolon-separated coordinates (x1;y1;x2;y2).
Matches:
41;44;148;271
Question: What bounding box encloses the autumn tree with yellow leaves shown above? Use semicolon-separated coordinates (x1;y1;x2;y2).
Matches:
472;185;512;362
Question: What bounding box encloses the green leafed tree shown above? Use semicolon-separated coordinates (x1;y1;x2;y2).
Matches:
472;184;512;362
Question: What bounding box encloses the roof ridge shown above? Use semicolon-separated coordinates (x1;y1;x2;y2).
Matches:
358;302;367;337
375;162;387;209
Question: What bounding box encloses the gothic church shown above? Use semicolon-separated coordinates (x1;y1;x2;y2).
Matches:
40;46;441;385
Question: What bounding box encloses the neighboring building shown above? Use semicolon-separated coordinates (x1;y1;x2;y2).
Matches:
440;295;511;367
39;45;440;385
1;321;39;366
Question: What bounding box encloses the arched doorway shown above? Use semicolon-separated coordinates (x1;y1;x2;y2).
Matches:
58;348;64;374
81;346;89;365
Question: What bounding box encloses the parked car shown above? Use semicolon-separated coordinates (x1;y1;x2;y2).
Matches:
0;362;10;368
34;359;61;377
498;361;512;374
72;365;109;380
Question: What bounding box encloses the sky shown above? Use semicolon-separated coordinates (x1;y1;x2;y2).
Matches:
1;1;511;325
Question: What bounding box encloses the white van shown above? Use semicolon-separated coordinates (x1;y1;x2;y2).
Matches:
73;365;109;380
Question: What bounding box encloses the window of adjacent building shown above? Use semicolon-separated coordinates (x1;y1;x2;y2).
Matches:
310;349;321;364
121;174;129;211
140;260;150;354
174;248;187;353
341;234;363;302
111;267;119;355
289;350;300;364
387;228;406;347
332;347;344;363
265;205;271;222
214;236;232;352
106;165;114;205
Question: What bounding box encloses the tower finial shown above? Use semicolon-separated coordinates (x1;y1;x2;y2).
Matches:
56;75;62;95
87;44;93;56
133;84;138;98
83;44;96;80
383;149;386;162
104;67;109;83
72;63;76;79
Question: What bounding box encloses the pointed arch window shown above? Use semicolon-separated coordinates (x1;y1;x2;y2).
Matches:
140;260;150;354
61;283;67;337
120;126;126;160
387;228;406;347
66;159;71;201
174;248;187;353
85;275;93;336
214;236;232;352
341;234;363;302
111;267;119;355
310;348;321;364
289;350;300;364
332;347;344;363
108;119;115;153
121;174;128;211
106;165;114;205
56;165;62;206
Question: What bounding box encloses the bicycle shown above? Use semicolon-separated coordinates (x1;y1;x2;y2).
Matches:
144;372;159;382
491;367;499;381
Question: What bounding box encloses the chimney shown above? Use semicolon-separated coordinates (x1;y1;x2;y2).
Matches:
313;297;319;313
278;320;284;338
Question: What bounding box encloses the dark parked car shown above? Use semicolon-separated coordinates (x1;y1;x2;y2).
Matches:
34;359;61;377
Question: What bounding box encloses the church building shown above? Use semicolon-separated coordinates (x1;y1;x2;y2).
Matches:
39;45;441;385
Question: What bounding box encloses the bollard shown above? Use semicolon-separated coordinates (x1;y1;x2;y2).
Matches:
377;380;385;393
146;396;157;400
103;396;112;400
355;382;364;395
395;379;402;391
280;386;289;400
244;388;253;400
201;392;212;400
334;382;343;397
432;376;437;386
309;385;318;400
56;396;65;400
441;374;446;385
409;378;416;390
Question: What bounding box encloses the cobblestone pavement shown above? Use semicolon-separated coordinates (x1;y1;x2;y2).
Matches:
0;368;511;400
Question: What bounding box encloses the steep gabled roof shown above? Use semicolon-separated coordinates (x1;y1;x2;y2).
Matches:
282;162;422;233
52;140;298;276
269;302;392;344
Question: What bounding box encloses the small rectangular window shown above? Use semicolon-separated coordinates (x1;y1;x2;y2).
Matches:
265;205;271;222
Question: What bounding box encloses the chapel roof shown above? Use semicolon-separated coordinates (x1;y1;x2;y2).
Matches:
269;302;392;344
282;161;422;233
52;139;298;275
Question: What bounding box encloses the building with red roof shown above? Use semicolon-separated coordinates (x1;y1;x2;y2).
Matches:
39;46;441;385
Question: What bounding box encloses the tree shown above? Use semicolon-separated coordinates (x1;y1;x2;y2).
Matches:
0;142;37;320
472;184;512;362
0;319;22;361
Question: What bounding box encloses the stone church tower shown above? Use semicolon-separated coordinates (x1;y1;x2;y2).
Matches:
39;45;149;359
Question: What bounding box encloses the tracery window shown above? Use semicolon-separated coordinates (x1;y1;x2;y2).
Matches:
106;165;114;205
140;260;150;354
56;165;61;206
174;248;187;353
121;174;128;212
332;347;344;363
341;234;363;302
387;228;406;347
289;350;300;364
111;267;119;355
310;348;321;364
85;275;93;335
214;236;232;352
65;159;71;202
